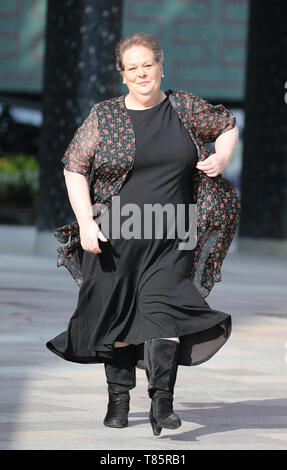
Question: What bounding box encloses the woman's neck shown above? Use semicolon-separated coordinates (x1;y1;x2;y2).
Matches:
125;90;166;110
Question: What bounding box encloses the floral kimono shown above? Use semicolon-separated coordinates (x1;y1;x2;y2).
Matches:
54;89;240;297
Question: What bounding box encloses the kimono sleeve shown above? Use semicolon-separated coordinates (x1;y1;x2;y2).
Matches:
190;93;236;143
61;104;100;177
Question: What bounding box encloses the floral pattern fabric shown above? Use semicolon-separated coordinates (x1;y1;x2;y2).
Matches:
54;89;240;297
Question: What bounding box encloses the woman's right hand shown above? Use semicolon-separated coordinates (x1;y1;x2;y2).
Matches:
79;219;108;254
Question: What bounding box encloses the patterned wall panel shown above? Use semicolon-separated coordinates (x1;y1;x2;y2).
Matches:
121;0;249;101
0;0;46;92
0;0;248;100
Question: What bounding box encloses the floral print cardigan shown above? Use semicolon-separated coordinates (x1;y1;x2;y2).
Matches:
55;89;241;297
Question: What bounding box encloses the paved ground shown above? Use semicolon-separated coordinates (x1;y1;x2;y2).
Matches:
0;226;287;450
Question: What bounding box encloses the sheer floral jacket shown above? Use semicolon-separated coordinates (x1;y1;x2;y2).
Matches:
54;89;240;297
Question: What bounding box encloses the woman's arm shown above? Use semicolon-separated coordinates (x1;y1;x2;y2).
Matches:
61;104;100;176
63;169;107;253
214;124;239;164
63;169;93;225
196;125;239;177
61;104;107;253
187;92;239;177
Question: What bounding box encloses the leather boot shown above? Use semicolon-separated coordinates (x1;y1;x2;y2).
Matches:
144;338;182;436
103;344;137;428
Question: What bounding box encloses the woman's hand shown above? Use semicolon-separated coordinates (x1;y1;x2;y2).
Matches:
196;126;239;177
79;219;108;254
195;152;229;177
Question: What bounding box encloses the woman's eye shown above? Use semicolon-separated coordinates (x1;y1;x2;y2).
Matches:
128;65;152;71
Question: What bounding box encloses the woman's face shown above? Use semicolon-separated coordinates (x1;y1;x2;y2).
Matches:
122;45;163;98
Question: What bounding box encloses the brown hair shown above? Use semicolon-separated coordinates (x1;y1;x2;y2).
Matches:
115;32;164;73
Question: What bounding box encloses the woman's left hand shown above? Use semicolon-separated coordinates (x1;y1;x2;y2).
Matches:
195;152;228;177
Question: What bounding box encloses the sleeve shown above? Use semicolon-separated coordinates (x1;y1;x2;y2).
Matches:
189;93;236;143
61;104;100;177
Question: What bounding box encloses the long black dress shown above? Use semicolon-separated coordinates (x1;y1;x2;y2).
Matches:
46;90;231;368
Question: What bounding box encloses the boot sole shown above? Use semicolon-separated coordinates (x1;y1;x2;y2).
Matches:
104;419;128;428
158;413;182;429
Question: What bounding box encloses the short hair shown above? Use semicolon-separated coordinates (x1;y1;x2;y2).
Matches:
115;32;164;73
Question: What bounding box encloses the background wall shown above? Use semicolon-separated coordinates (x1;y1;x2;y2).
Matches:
0;0;248;102
122;0;248;101
0;0;46;93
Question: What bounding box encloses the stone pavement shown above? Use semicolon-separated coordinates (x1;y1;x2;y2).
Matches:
0;226;287;450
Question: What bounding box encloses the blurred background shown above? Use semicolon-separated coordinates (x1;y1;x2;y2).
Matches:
0;0;286;256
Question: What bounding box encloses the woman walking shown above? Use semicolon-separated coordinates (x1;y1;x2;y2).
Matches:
46;32;240;436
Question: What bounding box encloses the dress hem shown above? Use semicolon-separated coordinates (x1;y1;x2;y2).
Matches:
46;315;231;367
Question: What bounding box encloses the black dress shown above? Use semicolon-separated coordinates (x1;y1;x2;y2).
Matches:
46;90;231;368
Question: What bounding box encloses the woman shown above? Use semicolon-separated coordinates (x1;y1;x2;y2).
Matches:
46;32;240;436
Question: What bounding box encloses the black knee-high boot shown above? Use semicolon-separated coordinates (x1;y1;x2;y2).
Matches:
144;338;182;436
103;344;137;428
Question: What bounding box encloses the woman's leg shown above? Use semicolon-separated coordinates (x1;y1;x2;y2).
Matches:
108;338;179;430
103;343;137;428
144;337;181;436
158;337;179;342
